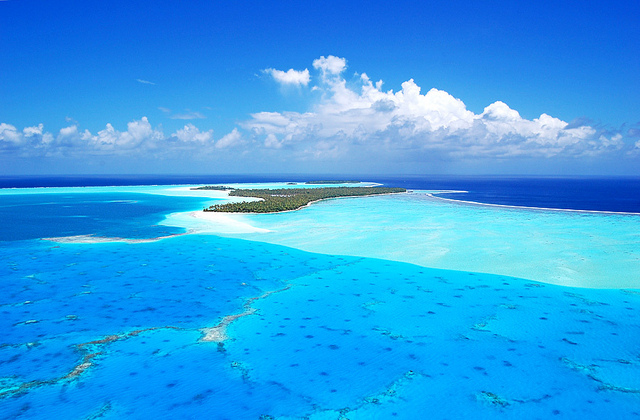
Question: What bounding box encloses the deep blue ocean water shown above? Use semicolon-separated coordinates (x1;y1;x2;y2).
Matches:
370;176;640;213
1;176;639;419
3;174;639;213
0;192;207;242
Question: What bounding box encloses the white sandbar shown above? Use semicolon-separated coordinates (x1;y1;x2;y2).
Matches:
162;210;271;234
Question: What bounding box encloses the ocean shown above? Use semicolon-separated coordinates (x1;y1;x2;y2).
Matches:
1;176;639;419
3;174;640;212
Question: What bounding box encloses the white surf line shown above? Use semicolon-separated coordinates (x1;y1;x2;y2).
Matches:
426;191;640;216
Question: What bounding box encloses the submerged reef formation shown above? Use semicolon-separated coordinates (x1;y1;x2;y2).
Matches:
204;186;406;213
42;234;184;244
0;326;180;399
200;286;291;342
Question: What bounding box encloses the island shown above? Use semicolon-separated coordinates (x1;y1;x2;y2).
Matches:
203;186;406;213
304;180;360;184
190;185;233;191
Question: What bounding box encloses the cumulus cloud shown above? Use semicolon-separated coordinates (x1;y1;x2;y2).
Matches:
264;133;283;149
216;128;243;149
175;124;214;143
1;55;637;171
0;123;22;146
93;117;161;151
264;68;310;87
0;117;227;159
312;55;347;77
22;123;44;138
243;55;632;162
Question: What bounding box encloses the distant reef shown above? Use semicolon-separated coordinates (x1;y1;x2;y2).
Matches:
190;185;233;191
203;186;406;213
304;180;360;184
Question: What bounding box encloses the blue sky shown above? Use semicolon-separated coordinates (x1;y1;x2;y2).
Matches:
1;0;639;175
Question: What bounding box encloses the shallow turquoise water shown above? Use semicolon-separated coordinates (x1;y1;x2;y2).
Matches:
1;184;640;419
206;191;640;288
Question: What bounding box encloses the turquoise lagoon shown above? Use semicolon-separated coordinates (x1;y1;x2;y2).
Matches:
1;182;640;419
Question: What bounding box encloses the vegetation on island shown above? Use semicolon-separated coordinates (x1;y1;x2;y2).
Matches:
304;180;360;184
204;186;406;213
190;185;233;190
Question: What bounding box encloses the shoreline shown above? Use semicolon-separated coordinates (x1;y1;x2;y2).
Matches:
204;190;408;215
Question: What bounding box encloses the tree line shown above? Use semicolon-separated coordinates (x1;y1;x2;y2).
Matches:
203;186;406;213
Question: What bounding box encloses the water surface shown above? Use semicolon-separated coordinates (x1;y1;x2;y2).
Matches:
1;179;639;419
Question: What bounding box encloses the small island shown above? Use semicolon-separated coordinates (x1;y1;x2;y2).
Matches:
203;186;406;213
304;180;360;184
190;185;233;191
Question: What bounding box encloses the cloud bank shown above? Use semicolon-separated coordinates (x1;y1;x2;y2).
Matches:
2;55;638;173
246;59;630;162
0;118;241;161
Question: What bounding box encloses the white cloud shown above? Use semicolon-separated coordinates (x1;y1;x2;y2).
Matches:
23;124;44;137
93;123;118;149
30;117;165;155
136;79;156;85
47;125;93;153
216;128;243;149
125;117;160;146
264;133;283;149
58;125;80;138
243;55;628;161
175;124;214;143
169;111;206;120
0;55;636;171
312;55;347;77
264;68;310;87
0;123;21;143
0;117;226;158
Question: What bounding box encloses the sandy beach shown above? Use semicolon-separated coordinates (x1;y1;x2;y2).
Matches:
162;209;271;234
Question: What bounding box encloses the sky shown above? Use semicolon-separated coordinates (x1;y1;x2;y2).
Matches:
1;0;639;175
